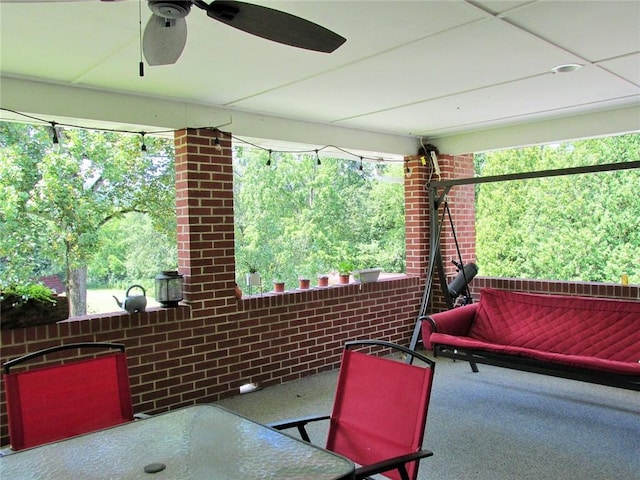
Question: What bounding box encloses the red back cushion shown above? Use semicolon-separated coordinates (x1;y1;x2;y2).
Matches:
4;352;134;450
469;288;640;362
326;349;434;480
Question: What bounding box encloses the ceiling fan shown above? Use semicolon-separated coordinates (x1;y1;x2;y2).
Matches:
2;0;347;66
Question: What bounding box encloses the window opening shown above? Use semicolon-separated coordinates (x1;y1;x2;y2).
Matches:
233;145;405;293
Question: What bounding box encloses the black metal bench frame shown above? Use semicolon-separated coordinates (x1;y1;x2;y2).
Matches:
431;341;640;392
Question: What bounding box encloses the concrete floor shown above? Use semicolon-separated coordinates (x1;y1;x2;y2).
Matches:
216;352;640;480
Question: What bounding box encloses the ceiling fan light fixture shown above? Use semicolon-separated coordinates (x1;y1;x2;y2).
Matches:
148;0;191;19
143;15;188;66
551;63;582;74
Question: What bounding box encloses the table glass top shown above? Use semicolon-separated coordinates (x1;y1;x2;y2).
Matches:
0;405;354;480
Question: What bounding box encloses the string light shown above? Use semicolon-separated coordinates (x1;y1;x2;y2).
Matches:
50;121;60;151
1;108;407;165
140;131;148;157
213;129;223;152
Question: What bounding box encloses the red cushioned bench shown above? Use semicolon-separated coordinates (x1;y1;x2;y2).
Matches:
410;288;640;390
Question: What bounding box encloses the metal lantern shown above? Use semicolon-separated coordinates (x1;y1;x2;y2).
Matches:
154;270;184;308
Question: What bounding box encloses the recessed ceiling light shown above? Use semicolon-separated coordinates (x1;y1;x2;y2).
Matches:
551;63;583;74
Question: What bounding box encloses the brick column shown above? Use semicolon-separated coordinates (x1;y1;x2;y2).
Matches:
404;152;476;311
174;128;237;318
404;155;430;278
437;154;476;280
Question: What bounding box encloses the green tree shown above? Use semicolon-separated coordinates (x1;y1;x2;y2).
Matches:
1;124;54;285
87;212;177;288
476;134;640;283
0;122;176;316
233;147;405;288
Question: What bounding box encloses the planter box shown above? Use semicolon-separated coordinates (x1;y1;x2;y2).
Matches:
354;268;381;283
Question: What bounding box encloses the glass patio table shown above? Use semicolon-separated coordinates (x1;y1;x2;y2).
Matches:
0;404;355;480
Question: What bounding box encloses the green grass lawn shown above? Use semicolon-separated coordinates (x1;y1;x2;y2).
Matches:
87;289;160;315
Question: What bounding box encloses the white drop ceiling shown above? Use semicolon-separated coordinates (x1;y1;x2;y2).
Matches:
1;0;639;158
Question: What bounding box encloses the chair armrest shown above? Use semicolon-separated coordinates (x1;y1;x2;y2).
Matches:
419;304;478;351
428;303;478;336
267;415;330;443
354;449;433;480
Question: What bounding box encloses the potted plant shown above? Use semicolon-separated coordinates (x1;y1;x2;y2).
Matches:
337;261;355;285
245;263;261;287
353;267;382;283
272;279;285;293
317;274;329;287
267;262;286;293
298;276;311;290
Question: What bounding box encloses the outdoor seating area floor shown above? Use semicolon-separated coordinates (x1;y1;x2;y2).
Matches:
216;351;640;480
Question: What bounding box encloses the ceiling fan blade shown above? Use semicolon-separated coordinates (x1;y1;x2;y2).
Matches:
143;15;188;66
204;0;346;53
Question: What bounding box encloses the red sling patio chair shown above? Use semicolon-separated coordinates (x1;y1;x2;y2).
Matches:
270;340;436;480
3;342;135;451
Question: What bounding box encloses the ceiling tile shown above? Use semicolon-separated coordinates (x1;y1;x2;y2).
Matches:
228;17;585;123
502;0;640;61
336;65;640;136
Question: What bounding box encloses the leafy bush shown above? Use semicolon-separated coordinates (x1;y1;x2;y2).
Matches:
1;283;56;308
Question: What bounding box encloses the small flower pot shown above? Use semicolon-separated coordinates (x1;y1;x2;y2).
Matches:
354;268;381;283
317;275;329;287
339;274;350;284
273;281;285;293
298;278;311;289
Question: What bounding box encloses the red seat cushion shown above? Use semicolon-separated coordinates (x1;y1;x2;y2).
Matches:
468;288;640;363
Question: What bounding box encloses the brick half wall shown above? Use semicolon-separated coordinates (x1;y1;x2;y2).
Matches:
471;277;640;301
0;277;422;446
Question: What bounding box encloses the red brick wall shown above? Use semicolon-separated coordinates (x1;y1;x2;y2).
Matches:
174;128;238;318
471;277;640;301
0;283;422;445
437;154;476;279
404;155;429;277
